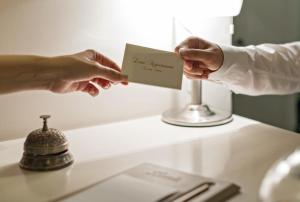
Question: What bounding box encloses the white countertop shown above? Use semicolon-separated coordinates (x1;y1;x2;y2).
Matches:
1;115;300;202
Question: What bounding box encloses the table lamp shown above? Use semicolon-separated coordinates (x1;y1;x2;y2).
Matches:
162;0;243;127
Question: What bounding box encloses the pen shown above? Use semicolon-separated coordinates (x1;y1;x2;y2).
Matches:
172;183;214;202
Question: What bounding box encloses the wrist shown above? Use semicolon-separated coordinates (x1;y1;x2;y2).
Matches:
26;56;58;91
209;45;232;81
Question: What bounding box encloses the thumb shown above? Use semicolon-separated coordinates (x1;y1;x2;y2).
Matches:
93;65;128;83
179;48;214;63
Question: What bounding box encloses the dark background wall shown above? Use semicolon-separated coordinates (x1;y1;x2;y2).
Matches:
233;0;300;131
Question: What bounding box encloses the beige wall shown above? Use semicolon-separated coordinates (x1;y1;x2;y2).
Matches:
0;0;233;140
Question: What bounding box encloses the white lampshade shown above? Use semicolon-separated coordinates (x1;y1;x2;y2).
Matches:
173;0;243;18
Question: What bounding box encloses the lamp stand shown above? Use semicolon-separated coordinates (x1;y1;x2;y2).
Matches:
162;80;233;127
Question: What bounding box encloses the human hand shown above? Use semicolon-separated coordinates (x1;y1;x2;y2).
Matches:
175;37;224;80
48;49;128;96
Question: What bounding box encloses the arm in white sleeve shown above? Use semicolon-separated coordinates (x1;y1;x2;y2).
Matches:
209;42;300;96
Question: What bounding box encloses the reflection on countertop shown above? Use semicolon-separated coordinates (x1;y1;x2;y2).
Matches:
0;115;300;202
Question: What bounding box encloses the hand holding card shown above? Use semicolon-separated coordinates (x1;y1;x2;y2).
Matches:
122;44;184;90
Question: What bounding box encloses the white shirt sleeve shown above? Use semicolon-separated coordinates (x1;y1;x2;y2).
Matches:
209;42;300;96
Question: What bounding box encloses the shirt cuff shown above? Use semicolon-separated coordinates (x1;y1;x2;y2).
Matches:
209;44;243;81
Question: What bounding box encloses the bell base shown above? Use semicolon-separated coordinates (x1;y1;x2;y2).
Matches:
19;150;74;171
162;104;233;127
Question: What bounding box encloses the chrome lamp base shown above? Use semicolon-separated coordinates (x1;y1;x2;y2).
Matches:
162;104;233;127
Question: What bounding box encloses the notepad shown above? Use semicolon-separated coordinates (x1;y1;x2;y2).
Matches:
60;164;240;202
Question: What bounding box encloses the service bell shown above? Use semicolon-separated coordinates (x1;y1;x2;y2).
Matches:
19;115;74;171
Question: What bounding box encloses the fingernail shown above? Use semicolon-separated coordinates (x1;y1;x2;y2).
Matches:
179;48;188;55
122;75;128;81
201;73;209;79
90;89;98;97
103;83;111;89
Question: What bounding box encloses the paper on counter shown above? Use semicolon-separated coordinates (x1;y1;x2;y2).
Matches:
62;174;177;202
